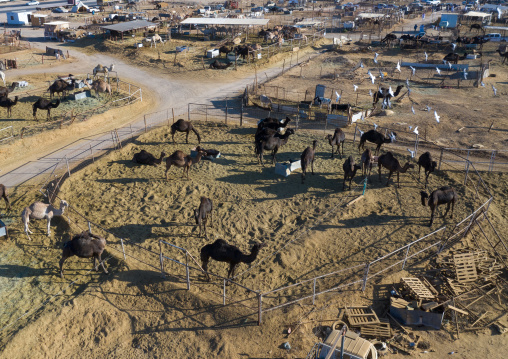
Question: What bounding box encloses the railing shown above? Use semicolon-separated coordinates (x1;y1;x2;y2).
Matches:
0;126;14;143
438;147;508;173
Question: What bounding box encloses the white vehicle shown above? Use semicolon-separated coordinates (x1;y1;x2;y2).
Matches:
26;1;39;5
484;33;508;41
427;0;441;4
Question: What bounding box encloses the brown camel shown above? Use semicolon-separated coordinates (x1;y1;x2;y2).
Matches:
0;184;10;210
421;186;457;226
132;150;166;166
200;239;266;280
0;95;18;117
91;79;112;98
378;152;414;188
49;78;75;99
60;231;108;278
0;82;18;98
170;119;201;144
301;140;318;184
165;150;204;180
326;128;345;158
496;48;508;64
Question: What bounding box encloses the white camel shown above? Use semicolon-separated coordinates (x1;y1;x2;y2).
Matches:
150;34;164;48
92;64;115;79
21;200;69;239
0;70;5;86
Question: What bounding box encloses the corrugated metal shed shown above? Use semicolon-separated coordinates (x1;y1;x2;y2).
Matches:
180;18;270;26
101;20;158;33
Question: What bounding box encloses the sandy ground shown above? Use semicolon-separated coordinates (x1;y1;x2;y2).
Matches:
0;121;507;358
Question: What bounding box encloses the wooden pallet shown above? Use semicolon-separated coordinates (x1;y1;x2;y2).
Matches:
401;277;435;300
361;318;392;339
345;306;380;327
454;252;478;283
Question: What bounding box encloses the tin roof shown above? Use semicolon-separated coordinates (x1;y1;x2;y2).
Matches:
101;20;158;32
180;17;270;26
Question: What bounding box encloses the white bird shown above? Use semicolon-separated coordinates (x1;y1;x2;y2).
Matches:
410;66;416;76
411;105;415;114
434;110;440;123
448;62;452;69
358;128;364;136
360;60;364;68
396;61;401;72
426;105;432;111
353;84;358;92
379;69;385;79
452;43;457;51
492;84;497;96
407;148;415;158
388;86;394;97
463;71;468;80
369;89;373;96
413;126;419;135
335;91;341;102
368;70;376;84
374;52;379;64
406;78;410;87
424;52;428;61
374;123;378;130
436;67;441;75
497;7;502;20
481;81;485;87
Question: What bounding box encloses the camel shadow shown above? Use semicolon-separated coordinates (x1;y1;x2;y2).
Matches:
19;95;43;103
228;127;256;136
0;264;52;278
107;222;193;242
0;117;25;122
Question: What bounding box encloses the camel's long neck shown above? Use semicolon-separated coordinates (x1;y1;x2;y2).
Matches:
240;246;260;264
398;163;410;173
394;87;402;96
53;204;67;216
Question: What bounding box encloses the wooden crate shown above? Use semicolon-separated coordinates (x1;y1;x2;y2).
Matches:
361;318;392;339
453;252;478;283
346;306;380;327
401;278;435;300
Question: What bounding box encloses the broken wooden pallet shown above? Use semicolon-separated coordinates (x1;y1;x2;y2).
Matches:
454;252;478;284
361;318;392;339
345;305;380;326
401;277;435;300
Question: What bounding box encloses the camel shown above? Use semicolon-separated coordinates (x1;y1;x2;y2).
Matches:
150;34;164;48
469;24;483;33
218;45;231;57
0;96;18;117
257;116;291;131
0;70;5;86
443;52;468;64
417;152;437;188
381;33;397;46
256;128;295;165
194;197;213;238
358;129;396;155
496;48;508;64
372;85;404;109
301;140;318;184
93;64;115;79
33;98;60;121
200;239;266;280
209;60;232;69
91;79;112;98
170;119;201;144
329;103;351;113
378;152;414;188
60;231;108;278
421;186;457;226
326;128;346;159
0;184;10;211
49;78;75;99
165;150;204;180
21;200;69;238
361;148;374;177
132;150;166;166
0;82;17;98
343;155;361;190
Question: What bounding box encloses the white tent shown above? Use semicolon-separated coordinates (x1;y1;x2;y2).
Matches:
71;1;89;13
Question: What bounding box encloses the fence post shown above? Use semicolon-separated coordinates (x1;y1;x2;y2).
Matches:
144;115;147;132
258;293;263;325
88;221;92;233
223;279;227;306
184;252;190;290
353;122;358;144
172;108;175;124
438;148;444;170
120;238;126;261
312;278;317;305
240;101;243;126
362;263;370;291
89;144;94;162
65;156;70;177
465;149;470;171
464;160;470;185
159;241;165;277
402;244;411;269
188;103;191;121
489;151;496;172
